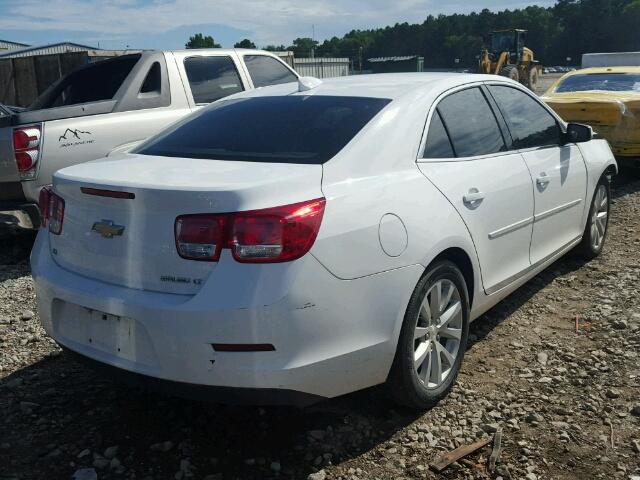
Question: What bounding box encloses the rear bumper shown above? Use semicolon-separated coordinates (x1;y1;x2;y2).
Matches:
64;347;323;407
31;231;421;403
0;201;40;229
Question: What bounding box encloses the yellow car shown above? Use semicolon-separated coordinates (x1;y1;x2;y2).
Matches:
542;66;640;162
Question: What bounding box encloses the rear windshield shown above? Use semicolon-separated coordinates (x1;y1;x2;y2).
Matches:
137;95;391;164
555;73;640;93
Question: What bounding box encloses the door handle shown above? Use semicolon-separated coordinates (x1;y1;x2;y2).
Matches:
536;173;550;186
463;190;484;205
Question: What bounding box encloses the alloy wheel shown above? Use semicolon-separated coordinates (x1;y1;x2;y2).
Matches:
590;184;609;250
413;279;463;389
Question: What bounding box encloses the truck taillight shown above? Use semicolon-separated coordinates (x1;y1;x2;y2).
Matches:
13;125;42;179
175;198;325;263
38;187;64;235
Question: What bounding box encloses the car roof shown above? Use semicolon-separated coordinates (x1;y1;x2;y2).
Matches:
236;73;511;100
166;48;279;55
563;66;640;76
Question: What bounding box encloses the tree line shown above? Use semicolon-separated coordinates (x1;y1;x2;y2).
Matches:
187;0;640;68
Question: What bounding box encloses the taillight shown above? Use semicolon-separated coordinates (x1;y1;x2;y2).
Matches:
175;215;225;261
13;125;42;179
231;199;326;263
48;192;65;235
175;198;325;263
38;187;51;228
38;186;64;234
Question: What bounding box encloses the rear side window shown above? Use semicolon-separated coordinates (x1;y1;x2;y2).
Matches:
437;87;506;157
244;55;297;88
423;111;454;158
184;56;244;104
138;95;391;164
489;85;560;149
140;62;161;94
33;55;141;109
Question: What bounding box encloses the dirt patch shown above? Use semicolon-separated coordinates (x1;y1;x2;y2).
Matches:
534;73;563;96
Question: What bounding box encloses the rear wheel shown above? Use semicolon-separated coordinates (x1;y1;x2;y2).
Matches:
387;261;470;409
500;65;519;82
576;175;610;259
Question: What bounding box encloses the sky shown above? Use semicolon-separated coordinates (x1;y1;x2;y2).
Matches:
0;0;556;50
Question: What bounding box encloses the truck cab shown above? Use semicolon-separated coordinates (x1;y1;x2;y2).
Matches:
0;49;299;230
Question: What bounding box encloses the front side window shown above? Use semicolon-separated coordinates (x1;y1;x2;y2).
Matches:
423;110;455;158
137;95;391;164
244;55;298;88
437;87;506;157
555;73;640;93
489;85;560;149
183;56;244;104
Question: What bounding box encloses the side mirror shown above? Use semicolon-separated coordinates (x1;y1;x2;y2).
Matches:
563;122;593;144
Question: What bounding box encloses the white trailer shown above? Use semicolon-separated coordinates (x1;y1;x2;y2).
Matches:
582;52;640;68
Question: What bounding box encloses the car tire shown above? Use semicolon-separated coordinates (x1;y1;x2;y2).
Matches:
387;260;470;410
576;175;611;259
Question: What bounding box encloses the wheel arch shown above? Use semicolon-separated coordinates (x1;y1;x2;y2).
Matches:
604;162;618;178
426;247;476;310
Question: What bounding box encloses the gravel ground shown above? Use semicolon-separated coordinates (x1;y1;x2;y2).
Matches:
1;173;640;480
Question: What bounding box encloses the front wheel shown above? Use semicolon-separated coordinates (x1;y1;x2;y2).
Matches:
387;261;470;409
500;65;519;82
576;175;611;259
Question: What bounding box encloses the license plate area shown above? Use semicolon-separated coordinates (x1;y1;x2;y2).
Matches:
86;309;134;357
52;300;158;367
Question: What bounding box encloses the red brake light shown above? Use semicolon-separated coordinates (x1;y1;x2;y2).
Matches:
13;125;41;174
48;191;65;235
174;198;325;263
38;187;51;228
15;150;38;172
175;215;225;261
231;199;326;263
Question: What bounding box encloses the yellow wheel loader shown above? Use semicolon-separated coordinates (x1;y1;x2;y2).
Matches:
479;29;542;90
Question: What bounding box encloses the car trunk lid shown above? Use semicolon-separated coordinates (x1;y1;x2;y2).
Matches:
49;153;323;294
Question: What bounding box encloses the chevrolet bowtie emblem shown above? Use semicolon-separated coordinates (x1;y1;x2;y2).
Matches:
91;220;125;238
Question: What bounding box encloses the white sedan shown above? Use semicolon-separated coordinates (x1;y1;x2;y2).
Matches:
32;73;617;408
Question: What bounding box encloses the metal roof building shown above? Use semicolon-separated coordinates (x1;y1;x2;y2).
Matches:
0;42;98;59
368;55;424;73
0;39;29;51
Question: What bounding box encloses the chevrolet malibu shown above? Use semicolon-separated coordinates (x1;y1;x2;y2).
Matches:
32;74;617;408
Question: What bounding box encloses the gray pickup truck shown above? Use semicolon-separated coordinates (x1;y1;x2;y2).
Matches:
0;49;298;229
